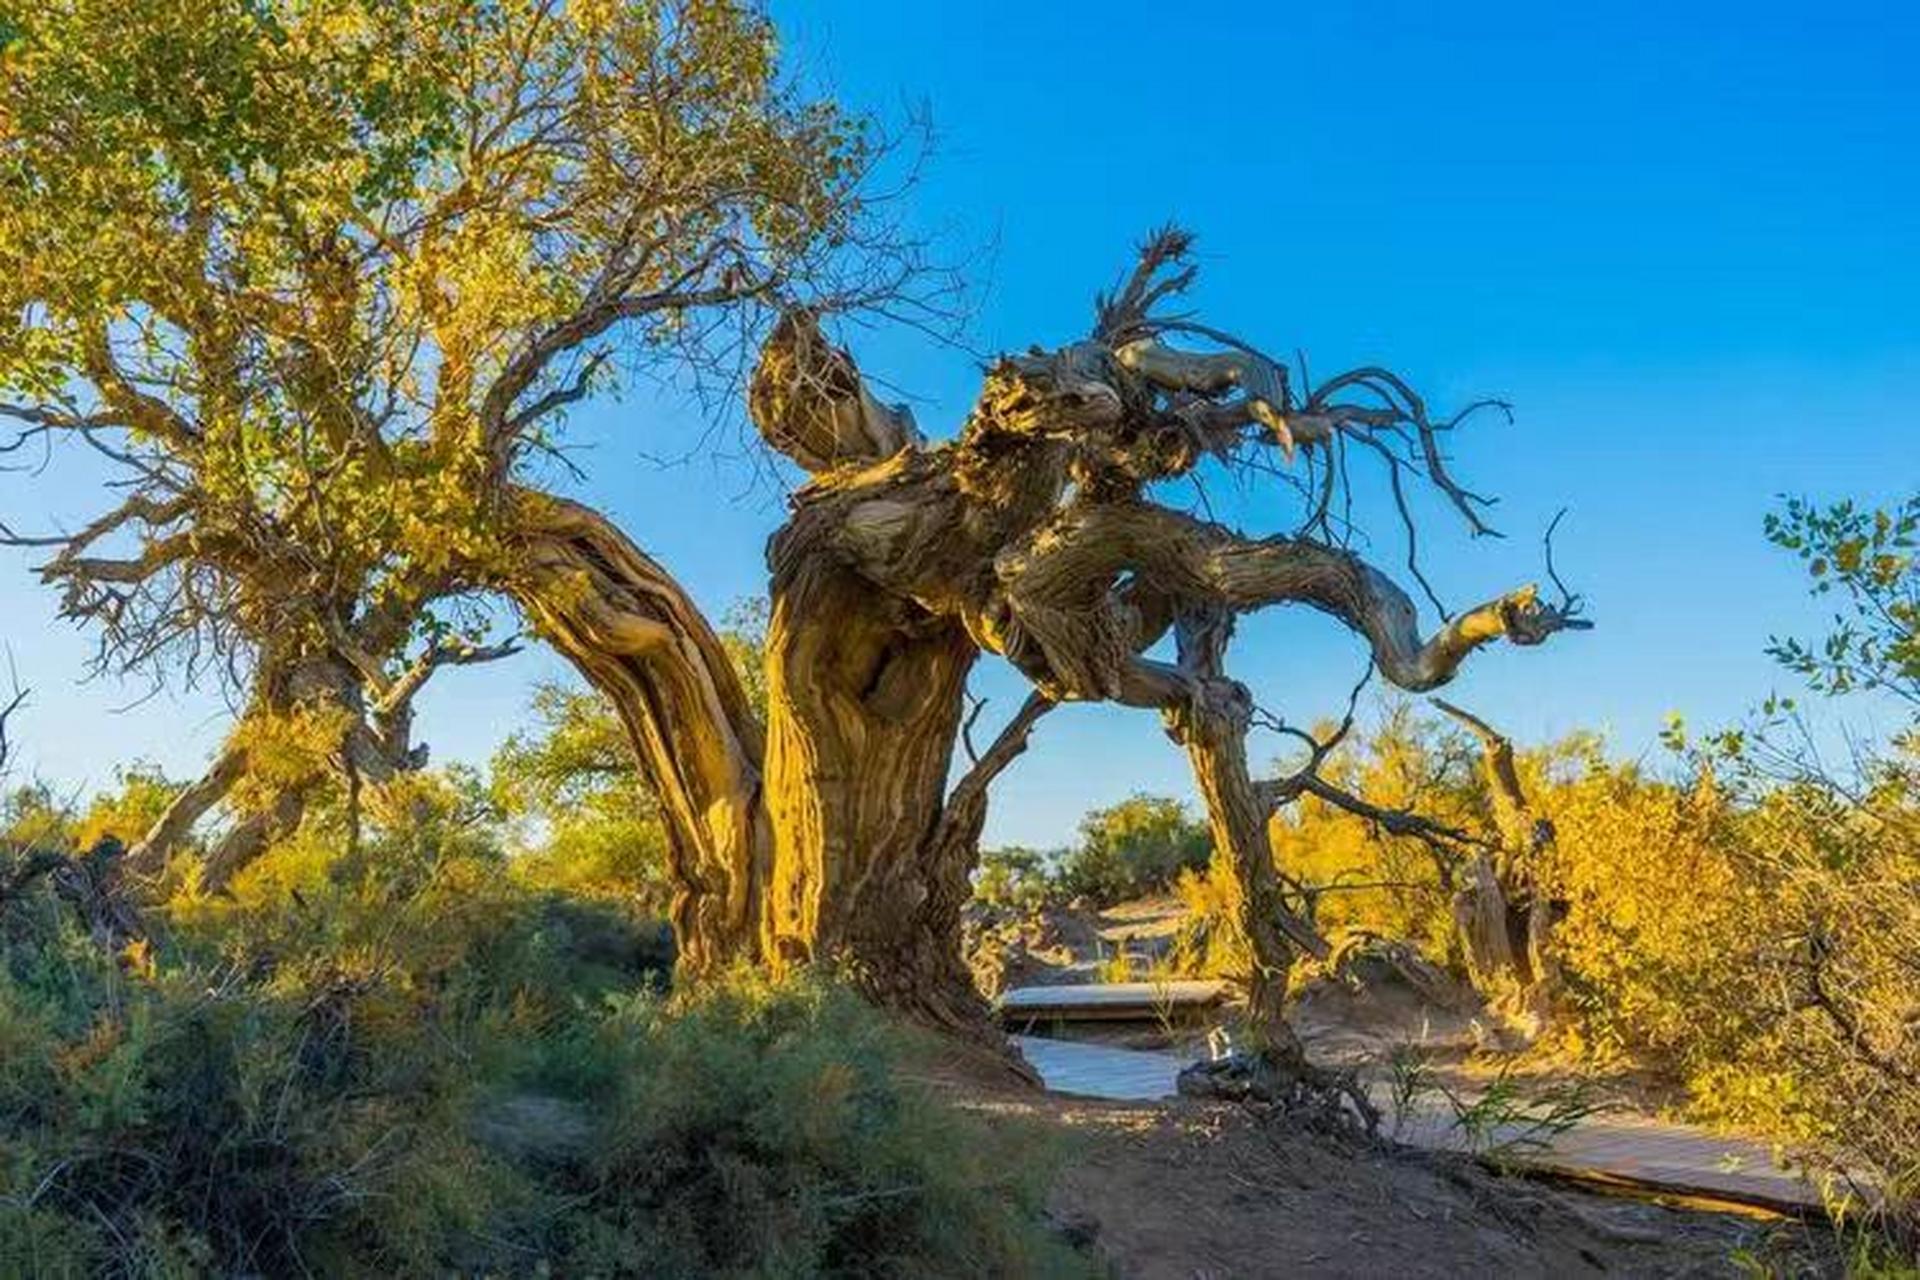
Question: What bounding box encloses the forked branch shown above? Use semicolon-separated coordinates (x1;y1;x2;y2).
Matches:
0;674;25;781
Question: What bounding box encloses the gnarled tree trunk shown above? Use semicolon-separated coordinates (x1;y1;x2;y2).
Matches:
1159;609;1328;1066
507;477;1043;1034
761;547;977;1002
1434;699;1562;1032
493;236;1587;1061
508;490;772;975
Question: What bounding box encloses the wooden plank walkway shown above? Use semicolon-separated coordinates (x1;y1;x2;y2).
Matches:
998;981;1228;1023
1013;1035;1825;1213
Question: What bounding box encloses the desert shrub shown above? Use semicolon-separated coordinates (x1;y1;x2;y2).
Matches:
1724;773;1920;1234
1281;693;1920;1249
1;783;73;854
163;768;658;1005
0;771;631;1276
71;766;180;853
1168;862;1247;979
1541;738;1920;1252
1534;493;1920;1255
1054;794;1210;903
1541;762;1760;1070
493;683;678;913
973;846;1056;912
1227;487;1920;1256
548;974;1087;1276
0;895;520;1275
1;775;1081;1277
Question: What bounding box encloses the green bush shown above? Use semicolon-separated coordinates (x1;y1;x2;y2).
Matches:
1053;794;1210;904
0;811;1082;1277
549;975;1085;1276
973;846;1056;912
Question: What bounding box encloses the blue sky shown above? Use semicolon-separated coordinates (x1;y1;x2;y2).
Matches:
3;0;1916;847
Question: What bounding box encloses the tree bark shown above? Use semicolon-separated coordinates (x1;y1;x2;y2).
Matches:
1433;699;1561;1026
508;489;772;974
508;489;1040;1028
1452;851;1525;989
124;745;249;874
200;784;310;894
1159;612;1325;1066
126;650;382;887
762;532;994;1018
501;315;1068;1011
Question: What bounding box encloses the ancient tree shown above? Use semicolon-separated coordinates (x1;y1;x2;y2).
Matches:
517;231;1589;1050
2;0;1587;1060
1;0;916;889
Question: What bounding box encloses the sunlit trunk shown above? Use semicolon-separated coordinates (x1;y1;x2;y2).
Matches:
509;492;772;973
762;536;989;1026
510;489;995;1026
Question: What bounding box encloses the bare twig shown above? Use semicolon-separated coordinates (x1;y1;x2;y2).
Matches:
0;650;24;779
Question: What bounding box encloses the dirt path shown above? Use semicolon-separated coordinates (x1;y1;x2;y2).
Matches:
1015;1033;1822;1214
1042;1099;1794;1279
916;1047;1821;1279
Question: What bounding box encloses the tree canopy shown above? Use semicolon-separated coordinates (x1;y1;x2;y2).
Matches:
1;0;885;666
1;0;913;883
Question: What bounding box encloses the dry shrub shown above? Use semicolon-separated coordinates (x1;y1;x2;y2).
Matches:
1542;745;1918;1255
571;973;1086;1276
1541;763;1760;1070
1169;861;1247;979
1240;695;1918;1255
2;780;1084;1276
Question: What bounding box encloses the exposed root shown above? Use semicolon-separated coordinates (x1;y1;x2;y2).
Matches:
1178;1045;1381;1142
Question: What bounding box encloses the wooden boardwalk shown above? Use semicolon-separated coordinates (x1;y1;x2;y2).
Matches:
998;981;1228;1024
1013;1035;1826;1213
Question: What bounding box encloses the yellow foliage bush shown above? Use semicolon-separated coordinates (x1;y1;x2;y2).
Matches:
1540;764;1757;1069
1232;672;1916;1251
1274;699;1918;1245
1169;861;1247;980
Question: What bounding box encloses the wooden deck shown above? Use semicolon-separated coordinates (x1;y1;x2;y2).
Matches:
996;980;1229;1024
1013;1035;1828;1214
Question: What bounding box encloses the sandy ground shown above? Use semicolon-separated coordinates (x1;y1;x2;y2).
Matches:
908;1037;1829;1279
952;897;1842;1276
1048;1098;1792;1278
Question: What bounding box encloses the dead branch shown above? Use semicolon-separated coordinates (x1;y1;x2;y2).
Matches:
1801;931;1920;1089
0;676;24;779
993;501;1590;704
376;633;524;720
947;691;1055;809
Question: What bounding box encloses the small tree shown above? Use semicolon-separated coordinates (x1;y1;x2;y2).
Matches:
1056;794;1210;903
972;846;1054;913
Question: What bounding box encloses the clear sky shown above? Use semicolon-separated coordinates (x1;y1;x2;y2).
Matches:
3;0;1916;848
